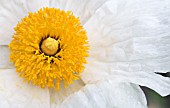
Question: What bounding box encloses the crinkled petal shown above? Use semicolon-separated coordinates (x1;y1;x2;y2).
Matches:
81;0;170;97
84;0;170;72
50;80;84;108
0;69;50;108
0;46;13;69
0;0;49;45
49;0;109;24
60;80;147;108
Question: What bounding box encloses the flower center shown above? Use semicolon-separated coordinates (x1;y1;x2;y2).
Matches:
9;7;89;90
41;37;60;56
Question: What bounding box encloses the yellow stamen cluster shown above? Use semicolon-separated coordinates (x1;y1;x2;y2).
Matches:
9;7;89;89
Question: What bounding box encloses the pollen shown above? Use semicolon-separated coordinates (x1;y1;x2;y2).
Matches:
9;7;89;90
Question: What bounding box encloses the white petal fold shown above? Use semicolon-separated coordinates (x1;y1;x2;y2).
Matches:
60;80;147;108
0;69;50;108
0;46;13;69
122;71;170;97
0;0;49;45
82;60;170;96
49;0;109;24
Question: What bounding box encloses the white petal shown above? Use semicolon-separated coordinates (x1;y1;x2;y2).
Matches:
49;0;109;24
0;69;50;108
22;0;49;12
50;80;85;108
84;0;170;72
81;0;170;95
82;59;170;96
0;0;49;45
122;71;170;97
0;46;14;69
60;80;147;108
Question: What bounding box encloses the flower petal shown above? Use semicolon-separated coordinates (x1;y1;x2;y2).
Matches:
82;59;170;96
50;80;85;108
22;0;49;12
0;46;13;69
82;0;170;96
84;0;170;72
0;69;50;108
49;0;109;24
60;80;147;108
0;0;49;45
116;71;170;97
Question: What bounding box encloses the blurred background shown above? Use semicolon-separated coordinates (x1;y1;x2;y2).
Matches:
141;73;170;108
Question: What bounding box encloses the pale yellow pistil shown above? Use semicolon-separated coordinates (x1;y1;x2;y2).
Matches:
41;37;59;56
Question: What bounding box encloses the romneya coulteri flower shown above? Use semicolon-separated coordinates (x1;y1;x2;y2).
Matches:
0;0;170;108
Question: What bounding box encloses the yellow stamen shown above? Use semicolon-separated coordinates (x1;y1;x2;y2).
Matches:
9;7;89;90
41;37;59;56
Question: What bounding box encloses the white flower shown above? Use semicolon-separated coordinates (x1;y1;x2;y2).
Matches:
0;0;170;108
